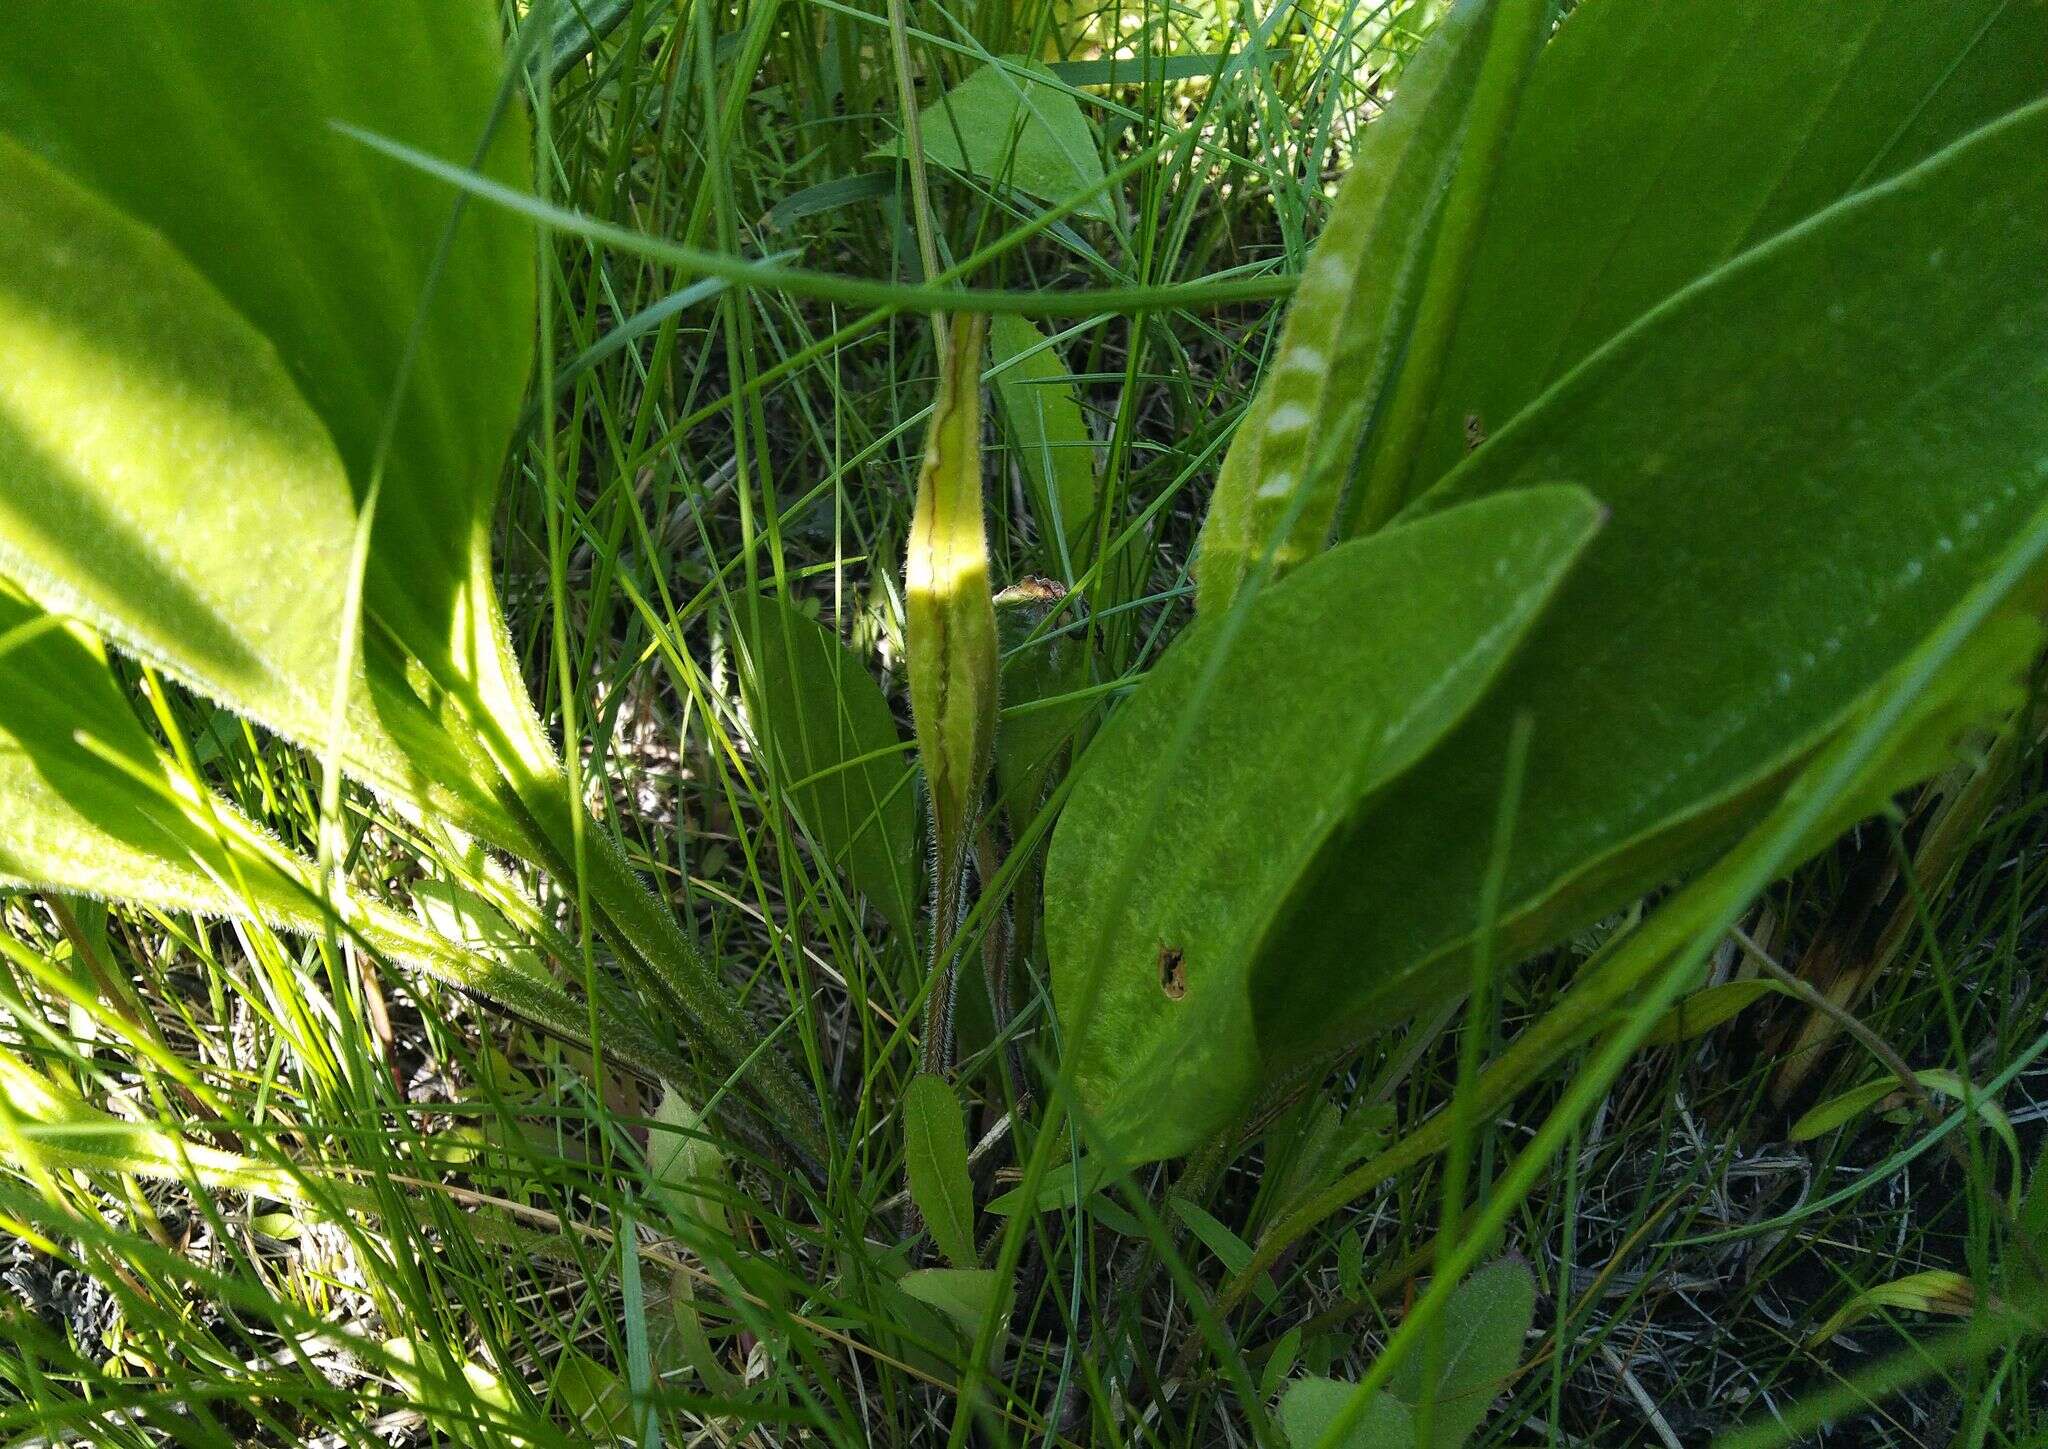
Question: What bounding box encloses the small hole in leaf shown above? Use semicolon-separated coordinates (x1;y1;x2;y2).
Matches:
1159;945;1187;1000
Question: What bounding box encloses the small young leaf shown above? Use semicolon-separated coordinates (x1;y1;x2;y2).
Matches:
903;1074;978;1269
730;592;920;935
1807;1270;1976;1347
1386;1258;1536;1449
1791;1066;2019;1182
1280;1377;1416;1449
1173;1197;1276;1306
880;61;1114;222
1049;487;1603;1163
550;1348;631;1441
987;315;1098;576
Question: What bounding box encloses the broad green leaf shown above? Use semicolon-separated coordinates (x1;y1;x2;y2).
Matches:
730;593;919;936
1387;1259;1535;1448
1807;1270;1975;1347
0;136;507;841
0;10;817;1149
1208;510;2048;1292
0;586;683;1086
1411;0;2048;493
903;1074;979;1269
1641;979;1788;1047
1280;1378;1416;1449
0;3;541;788
1049;486;1601;1163
880;60;1114;223
1248;100;2048;1078
897;1266;1011;1353
1194;0;1497;612
988;315;1098;577
550;1348;631;1442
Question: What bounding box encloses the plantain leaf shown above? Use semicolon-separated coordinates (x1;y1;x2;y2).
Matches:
1387;1259;1535;1449
903;1074;979;1269
0;135;511;846
730;593;920;936
0;3;817;1151
880;60;1114;223
0;4;544;846
1248;99;2048;1081
1280;1378;1415;1449
987;315;1098;578
1409;0;2048;494
1048;487;1602;1163
1193;0;1500;611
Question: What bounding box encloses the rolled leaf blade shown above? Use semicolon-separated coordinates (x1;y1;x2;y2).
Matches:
1194;0;1496;613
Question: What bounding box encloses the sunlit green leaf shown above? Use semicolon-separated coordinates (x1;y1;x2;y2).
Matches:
1193;0;1504;608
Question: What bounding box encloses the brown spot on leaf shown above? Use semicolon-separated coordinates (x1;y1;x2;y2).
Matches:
1159;945;1187;1000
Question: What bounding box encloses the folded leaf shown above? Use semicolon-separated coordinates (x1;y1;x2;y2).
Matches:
1409;0;2048;492
1048;487;1602;1163
730;593;919;936
1807;1270;1976;1347
1194;0;1496;612
1250;100;2048;1075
